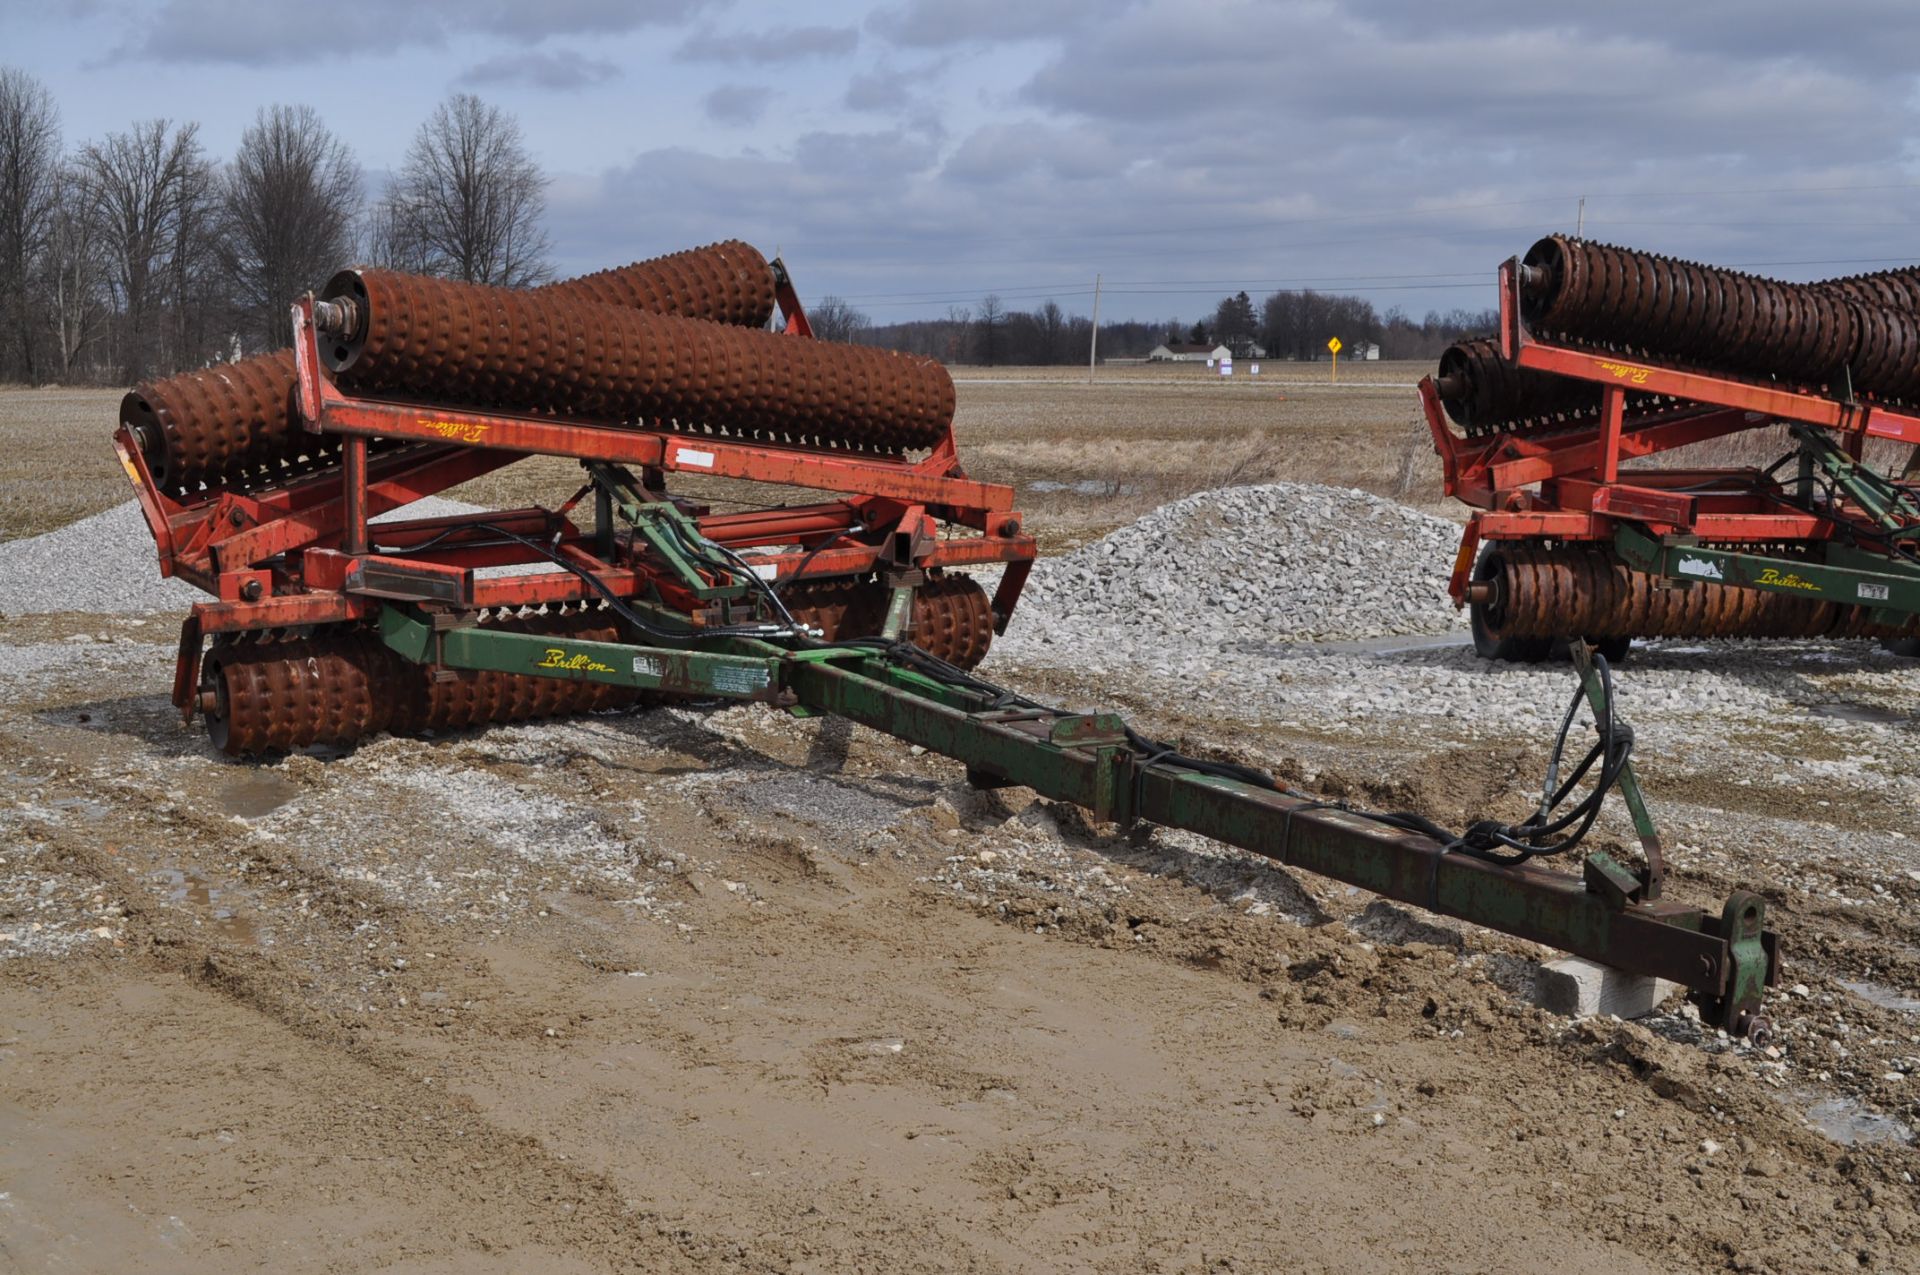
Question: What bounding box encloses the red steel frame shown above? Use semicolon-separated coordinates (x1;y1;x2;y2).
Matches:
1422;258;1920;604
120;287;1037;714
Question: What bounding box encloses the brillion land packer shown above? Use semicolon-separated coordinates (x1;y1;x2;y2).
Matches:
1424;236;1920;660
116;240;1778;1037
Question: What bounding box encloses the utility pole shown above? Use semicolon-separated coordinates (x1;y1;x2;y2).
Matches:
1576;196;1586;238
1087;273;1102;384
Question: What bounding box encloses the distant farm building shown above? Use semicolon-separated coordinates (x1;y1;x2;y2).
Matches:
1148;342;1235;363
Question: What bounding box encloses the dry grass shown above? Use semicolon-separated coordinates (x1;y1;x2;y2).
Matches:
1646;421;1914;474
0;387;129;542
946;361;1445;550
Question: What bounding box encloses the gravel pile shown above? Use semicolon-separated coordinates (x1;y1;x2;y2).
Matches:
997;483;1463;663
0;502;204;615
0;496;482;616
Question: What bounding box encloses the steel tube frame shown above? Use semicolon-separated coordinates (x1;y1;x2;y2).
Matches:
360;601;1780;1034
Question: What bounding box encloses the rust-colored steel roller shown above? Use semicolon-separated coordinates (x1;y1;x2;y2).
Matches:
200;576;993;755
1434;337;1669;437
782;573;994;668
1816;265;1920;317
315;268;954;453
1519;236;1920;403
126;240;779;493
1469;541;1918;650
201;609;644;756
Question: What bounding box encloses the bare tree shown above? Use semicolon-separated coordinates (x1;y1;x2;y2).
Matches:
974;293;1005;366
1036;299;1066;364
365;196;431;276
40;165;110;378
807;295;871;344
374;93;552;287
76;118;215;381
224;104;362;349
0;68;61;379
165;144;225;370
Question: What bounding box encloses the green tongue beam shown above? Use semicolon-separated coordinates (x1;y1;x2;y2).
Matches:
376;602;1778;1039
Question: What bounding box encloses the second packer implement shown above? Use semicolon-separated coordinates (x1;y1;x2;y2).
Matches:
1423;236;1920;659
116;243;1780;1038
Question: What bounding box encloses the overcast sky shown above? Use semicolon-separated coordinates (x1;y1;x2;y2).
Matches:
8;0;1919;324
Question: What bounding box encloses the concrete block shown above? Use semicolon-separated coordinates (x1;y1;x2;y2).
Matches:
1535;956;1681;1019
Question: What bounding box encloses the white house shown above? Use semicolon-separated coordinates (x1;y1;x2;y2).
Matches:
1147;342;1235;363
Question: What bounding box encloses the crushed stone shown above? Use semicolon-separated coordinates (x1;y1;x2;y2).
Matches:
995;482;1464;660
0;496;482;616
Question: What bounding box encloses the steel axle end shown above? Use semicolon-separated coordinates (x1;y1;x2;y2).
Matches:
312;296;361;340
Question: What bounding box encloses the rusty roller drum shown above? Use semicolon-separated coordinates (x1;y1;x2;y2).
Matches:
1434;337;1670;437
1519;236;1920;403
202;609;645;756
1816;265;1920;317
126;240;778;493
316;269;953;454
1467;541;1918;662
781;573;994;668
202;578;994;756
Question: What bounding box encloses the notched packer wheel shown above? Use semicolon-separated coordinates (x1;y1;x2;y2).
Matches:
1469;547;1552;663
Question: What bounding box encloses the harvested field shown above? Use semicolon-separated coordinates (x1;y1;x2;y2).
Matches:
3;379;1919;1273
0;387;138;543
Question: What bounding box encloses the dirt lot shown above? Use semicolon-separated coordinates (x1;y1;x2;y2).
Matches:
2;374;1918;1273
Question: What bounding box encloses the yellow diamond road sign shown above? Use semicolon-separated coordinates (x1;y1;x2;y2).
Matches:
1327;337;1343;354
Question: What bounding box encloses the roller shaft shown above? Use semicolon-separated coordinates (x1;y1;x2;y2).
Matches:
127;240;778;493
320;268;953;453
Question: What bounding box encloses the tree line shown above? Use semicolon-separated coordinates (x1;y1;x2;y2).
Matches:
0;67;551;386
0;61;1499;386
823;289;1498;366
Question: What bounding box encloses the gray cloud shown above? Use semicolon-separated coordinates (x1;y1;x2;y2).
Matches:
867;0;1117;47
676;25;859;64
541;0;1920;326
1354;1;1920;77
463;50;621;91
49;0;1920;323
120;0;714;64
702;85;773;126
843;67;915;113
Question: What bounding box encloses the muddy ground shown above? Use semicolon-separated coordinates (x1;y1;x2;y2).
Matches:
2;376;1919;1272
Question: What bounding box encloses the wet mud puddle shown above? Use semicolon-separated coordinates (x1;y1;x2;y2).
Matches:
213;770;297;819
151;868;260;945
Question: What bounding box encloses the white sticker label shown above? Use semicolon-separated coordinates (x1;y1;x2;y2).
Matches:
713;665;771;694
752;564;779;580
1677;556;1724;581
1858;582;1890;601
632;654;663;677
677;447;715;469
